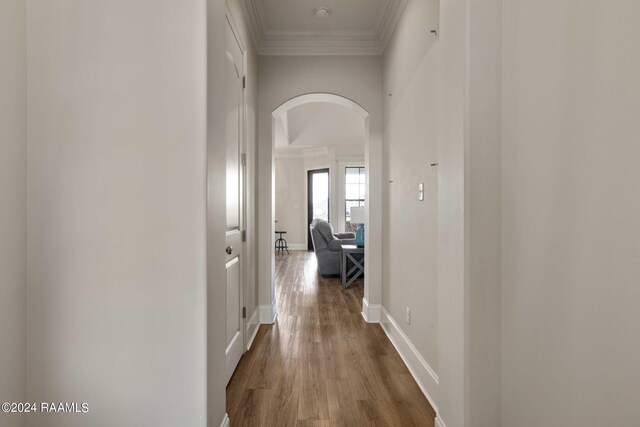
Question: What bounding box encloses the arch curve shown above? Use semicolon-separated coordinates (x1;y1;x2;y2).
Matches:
272;93;369;120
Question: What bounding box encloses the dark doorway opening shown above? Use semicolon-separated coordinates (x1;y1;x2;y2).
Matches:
307;168;330;250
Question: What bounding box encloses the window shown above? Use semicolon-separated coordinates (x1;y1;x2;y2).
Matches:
345;167;365;223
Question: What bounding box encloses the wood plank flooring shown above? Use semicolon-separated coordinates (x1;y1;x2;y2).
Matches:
226;251;436;427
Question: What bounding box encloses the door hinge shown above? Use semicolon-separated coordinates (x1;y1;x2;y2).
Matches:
241;153;246;166
242;307;247;319
242;76;246;90
241;230;246;242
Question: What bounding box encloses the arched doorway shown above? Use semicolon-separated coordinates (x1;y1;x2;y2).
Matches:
261;93;380;323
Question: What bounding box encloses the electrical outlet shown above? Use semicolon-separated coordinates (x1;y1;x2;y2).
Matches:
418;183;424;201
406;307;411;325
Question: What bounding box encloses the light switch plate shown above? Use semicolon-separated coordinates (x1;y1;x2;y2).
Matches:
418;183;425;201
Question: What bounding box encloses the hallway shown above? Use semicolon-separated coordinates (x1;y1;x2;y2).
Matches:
226;252;436;426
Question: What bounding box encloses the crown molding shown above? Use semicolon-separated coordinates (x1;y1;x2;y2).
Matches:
377;0;408;50
260;38;383;56
239;0;408;56
238;0;265;50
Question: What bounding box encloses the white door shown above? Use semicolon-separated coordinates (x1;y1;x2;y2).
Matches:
225;16;245;385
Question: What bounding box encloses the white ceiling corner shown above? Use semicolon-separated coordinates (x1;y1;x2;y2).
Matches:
239;0;408;55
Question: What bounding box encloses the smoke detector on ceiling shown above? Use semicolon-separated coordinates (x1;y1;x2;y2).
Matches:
314;7;330;19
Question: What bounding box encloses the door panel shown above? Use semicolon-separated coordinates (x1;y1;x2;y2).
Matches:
225;252;242;382
226;44;241;230
225;257;240;347
225;16;244;385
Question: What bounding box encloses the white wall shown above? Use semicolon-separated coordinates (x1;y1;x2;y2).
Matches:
0;1;26;426
26;1;215;425
382;0;440;379
380;1;471;426
464;0;503;425
275;156;307;247
501;1;640;425
258;56;383;320
434;2;467;425
385;2;640;427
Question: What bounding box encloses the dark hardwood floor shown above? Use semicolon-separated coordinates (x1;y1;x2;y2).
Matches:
226;251;436;426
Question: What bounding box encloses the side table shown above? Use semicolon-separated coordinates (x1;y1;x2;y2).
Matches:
341;244;364;288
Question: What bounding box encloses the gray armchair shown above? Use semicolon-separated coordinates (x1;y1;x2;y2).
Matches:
309;219;356;277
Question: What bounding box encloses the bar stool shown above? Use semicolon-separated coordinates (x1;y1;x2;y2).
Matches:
275;231;289;254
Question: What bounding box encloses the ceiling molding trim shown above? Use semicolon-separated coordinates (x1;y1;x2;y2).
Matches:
241;0;408;56
377;0;408;51
259;39;383;56
239;0;265;50
264;30;378;40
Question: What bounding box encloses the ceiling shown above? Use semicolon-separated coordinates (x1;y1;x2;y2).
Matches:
274;102;365;156
239;0;408;55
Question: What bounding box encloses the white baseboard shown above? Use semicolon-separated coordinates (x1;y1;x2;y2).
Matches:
435;415;446;427
380;307;440;417
246;307;260;350
361;297;381;323
259;302;277;324
220;413;230;427
286;243;306;251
